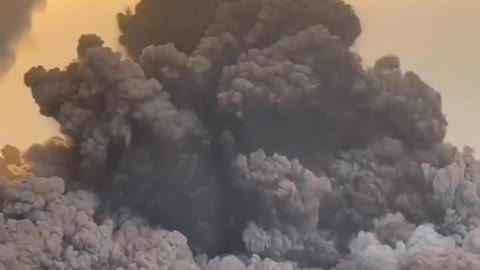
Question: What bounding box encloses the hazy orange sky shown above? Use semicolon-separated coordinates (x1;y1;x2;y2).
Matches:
0;0;479;152
0;0;138;149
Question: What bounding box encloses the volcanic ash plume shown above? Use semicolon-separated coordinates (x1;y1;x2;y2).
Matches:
3;0;480;269
0;176;200;270
117;0;361;58
0;0;45;78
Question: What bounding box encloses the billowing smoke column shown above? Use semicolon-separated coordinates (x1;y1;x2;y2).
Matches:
117;0;229;57
0;0;45;78
117;0;361;58
2;0;480;269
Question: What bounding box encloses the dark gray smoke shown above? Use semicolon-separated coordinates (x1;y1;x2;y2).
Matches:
117;0;229;57
0;0;45;78
117;0;361;58
2;0;480;269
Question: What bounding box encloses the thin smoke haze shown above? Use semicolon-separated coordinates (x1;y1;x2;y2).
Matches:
0;0;45;78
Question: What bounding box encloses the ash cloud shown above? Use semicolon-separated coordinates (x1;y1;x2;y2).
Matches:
0;0;45;78
117;0;361;58
2;0;480;269
117;0;229;57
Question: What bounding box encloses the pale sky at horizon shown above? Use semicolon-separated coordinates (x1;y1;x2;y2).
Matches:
0;0;479;153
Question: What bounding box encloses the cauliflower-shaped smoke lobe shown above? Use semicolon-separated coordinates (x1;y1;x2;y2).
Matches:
16;0;480;269
25;37;228;256
117;0;361;58
0;176;201;270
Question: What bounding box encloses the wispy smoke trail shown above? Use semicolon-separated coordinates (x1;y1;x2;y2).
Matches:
0;0;45;78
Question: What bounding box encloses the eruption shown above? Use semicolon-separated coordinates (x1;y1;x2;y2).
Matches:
117;0;361;58
1;0;480;269
0;0;45;78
